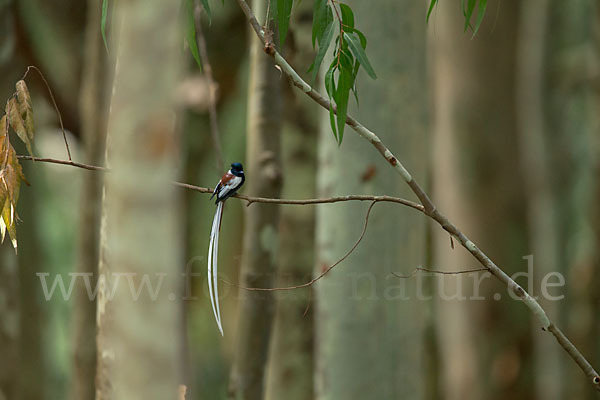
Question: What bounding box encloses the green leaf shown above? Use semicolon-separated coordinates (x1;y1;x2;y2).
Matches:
101;0;109;52
339;49;353;69
344;32;376;79
312;0;328;48
335;66;351;144
338;3;354;32
308;8;335;81
472;0;487;36
201;0;212;22
426;0;438;23
325;67;337;141
277;0;293;47
464;0;476;32
351;60;360;105
354;28;367;48
185;0;203;71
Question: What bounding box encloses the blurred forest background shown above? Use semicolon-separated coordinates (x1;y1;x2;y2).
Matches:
0;0;599;399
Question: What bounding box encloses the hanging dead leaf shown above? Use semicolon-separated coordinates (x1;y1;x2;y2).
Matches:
15;80;34;143
0;142;23;253
7;98;33;157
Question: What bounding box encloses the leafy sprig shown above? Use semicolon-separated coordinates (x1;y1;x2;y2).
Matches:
308;0;376;144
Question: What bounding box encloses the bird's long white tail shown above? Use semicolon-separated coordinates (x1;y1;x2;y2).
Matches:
208;202;224;335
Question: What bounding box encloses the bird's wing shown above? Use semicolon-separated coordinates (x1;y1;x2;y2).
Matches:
217;175;242;198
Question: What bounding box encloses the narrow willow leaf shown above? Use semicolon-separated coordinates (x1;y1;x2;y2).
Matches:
101;0;109;52
325;67;338;141
201;0;212;22
185;0;203;70
472;0;487;36
312;0;328;48
344;32;376;79
308;9;335;81
339;49;353;70
15;80;34;142
277;0;294;47
270;0;278;21
426;0;438;22
351;60;360;106
338;3;354;32
7;98;33;156
335;66;351;144
354;28;367;49
464;0;476;32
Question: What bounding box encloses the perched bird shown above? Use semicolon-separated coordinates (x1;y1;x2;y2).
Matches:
208;162;245;335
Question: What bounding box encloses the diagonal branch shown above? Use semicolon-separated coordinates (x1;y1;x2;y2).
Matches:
233;0;600;390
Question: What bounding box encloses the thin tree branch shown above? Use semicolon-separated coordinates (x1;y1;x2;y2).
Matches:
234;0;600;389
16;155;423;210
223;200;378;291
391;267;489;279
17;155;107;171
22;66;73;161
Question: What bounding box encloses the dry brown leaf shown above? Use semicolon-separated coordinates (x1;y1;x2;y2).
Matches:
0;142;22;253
7;98;33;157
15;80;34;143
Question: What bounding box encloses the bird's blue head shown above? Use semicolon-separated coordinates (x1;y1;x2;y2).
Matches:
231;162;244;174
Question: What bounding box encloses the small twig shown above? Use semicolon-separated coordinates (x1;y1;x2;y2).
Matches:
21;66;72;161
16;155;107;171
223;201;378;291
391;267;488;279
195;4;224;172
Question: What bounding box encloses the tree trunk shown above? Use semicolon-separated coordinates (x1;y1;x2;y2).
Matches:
95;1;183;398
546;0;600;397
430;1;532;399
228;0;283;398
515;1;563;398
315;1;428;398
265;4;317;397
70;0;107;398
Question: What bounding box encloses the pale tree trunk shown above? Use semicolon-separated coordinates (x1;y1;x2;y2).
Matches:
228;0;283;397
95;0;183;398
515;1;563;398
430;1;532;399
315;1;428;399
71;0;107;398
265;3;317;397
548;0;600;397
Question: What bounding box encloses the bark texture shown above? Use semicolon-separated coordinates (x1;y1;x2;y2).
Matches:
70;0;107;398
265;3;317;397
95;0;183;398
430;1;532;399
228;0;283;397
315;1;428;398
